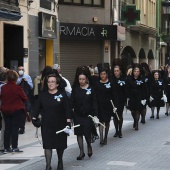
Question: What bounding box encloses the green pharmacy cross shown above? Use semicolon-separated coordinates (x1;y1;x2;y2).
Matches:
121;5;140;25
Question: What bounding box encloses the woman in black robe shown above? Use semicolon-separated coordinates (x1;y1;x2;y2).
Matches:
71;67;98;160
95;67;118;145
149;71;165;119
112;65;127;138
126;64;147;130
164;65;170;116
32;74;71;170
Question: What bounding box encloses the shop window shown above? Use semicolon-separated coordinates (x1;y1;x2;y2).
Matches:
59;0;104;7
40;0;51;10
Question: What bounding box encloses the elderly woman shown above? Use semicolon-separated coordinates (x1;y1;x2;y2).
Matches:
0;70;28;153
32;74;71;170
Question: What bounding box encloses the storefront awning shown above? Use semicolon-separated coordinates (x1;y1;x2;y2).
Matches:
0;9;22;21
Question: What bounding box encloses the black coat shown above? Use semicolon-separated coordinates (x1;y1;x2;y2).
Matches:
70;85;98;137
127;76;147;111
163;75;170;103
32;90;71;149
149;78;164;107
94;80;118;122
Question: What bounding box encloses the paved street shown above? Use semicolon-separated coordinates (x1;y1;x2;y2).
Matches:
1;107;170;170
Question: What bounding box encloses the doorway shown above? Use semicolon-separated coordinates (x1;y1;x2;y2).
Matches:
4;24;23;70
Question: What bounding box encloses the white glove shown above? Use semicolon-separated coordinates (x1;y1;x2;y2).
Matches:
141;99;146;105
150;96;154;102
93;116;99;124
113;107;117;113
161;94;167;103
63;126;73;135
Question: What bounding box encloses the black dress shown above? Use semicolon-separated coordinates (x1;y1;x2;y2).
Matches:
71;85;98;138
164;75;170;103
95;80;117;122
113;76;127;117
32;91;71;149
149;79;165;107
127;76;146;112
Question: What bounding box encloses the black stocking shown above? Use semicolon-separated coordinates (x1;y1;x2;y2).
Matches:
141;108;146;123
104;122;110;140
134;111;140;130
131;111;135;128
85;136;92;155
77;135;84;156
113;118;118;134
56;149;64;162
118;117;123;134
44;149;52;169
157;107;160;118
99;123;104;143
151;107;155;117
56;149;64;170
166;103;170;113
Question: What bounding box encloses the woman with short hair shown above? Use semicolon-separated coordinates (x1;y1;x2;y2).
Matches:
0;70;28;153
32;74;71;170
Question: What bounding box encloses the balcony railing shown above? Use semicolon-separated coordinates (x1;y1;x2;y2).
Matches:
1;0;19;6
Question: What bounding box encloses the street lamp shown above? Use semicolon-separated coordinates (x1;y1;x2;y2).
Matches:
162;0;170;64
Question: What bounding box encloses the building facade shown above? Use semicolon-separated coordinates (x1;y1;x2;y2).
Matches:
0;0;28;72
116;0;157;69
58;0;125;83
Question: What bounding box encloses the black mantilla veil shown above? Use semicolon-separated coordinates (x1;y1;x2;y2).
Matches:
72;65;91;91
120;52;134;76
140;62;151;78
97;62;111;80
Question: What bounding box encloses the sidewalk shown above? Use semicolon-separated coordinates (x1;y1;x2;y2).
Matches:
1;107;170;170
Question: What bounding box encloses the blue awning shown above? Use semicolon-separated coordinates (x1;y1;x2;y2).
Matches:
0;9;22;21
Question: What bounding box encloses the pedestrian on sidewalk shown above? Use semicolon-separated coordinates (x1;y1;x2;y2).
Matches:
0;67;7;151
126;64;147;130
70;66;98;160
32;74;71;170
17;66;33;134
0;70;28;153
94;64;118;146
111;63;127;138
149;70;165;119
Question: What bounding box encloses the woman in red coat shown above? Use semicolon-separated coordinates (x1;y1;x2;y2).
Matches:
0;70;27;154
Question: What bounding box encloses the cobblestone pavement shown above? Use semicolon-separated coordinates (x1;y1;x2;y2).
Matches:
1;107;170;170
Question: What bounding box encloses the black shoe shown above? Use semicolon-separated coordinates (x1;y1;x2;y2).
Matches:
156;116;159;119
46;165;52;170
77;153;85;160
103;138;107;145
12;148;23;154
135;127;138;130
165;112;168;116
140;120;145;124
118;132;122;138
18;128;25;134
57;161;63;170
4;148;12;154
150;116;154;119
87;146;93;157
113;133;118;137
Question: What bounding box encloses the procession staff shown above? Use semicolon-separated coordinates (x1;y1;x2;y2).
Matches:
149;71;165;119
112;65;127;138
126;64;147;130
95;65;118;145
70;66;98;160
164;64;170;116
32;74;71;170
140;62;151;124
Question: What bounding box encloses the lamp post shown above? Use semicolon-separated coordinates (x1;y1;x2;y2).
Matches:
162;0;170;64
